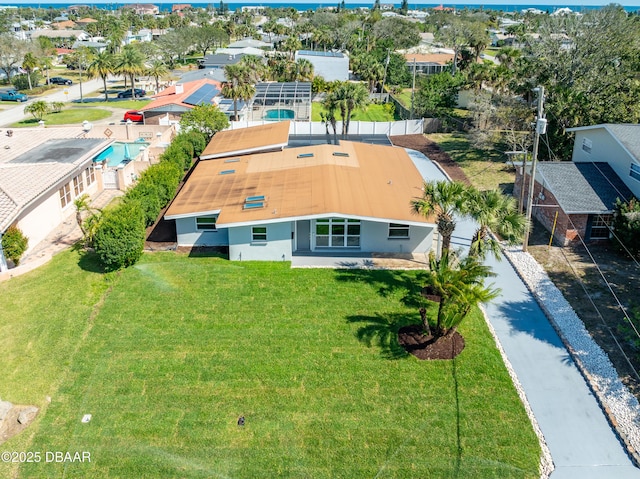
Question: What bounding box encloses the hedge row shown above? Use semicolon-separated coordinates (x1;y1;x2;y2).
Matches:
93;130;207;271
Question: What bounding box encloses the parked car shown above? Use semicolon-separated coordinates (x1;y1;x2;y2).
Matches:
117;88;146;99
123;110;144;122
0;90;27;102
47;77;73;86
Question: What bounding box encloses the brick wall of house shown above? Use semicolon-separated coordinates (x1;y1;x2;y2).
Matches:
514;167;589;245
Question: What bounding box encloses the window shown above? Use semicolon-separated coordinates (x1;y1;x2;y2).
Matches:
73;174;84;196
315;218;360;247
196;217;217;230
582;138;592;154
85;166;95;185
59;183;72;208
589;215;611;240
630;163;640;182
389;223;410;238
252;226;267;241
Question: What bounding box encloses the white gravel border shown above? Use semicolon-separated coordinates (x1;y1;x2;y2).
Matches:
503;246;640;466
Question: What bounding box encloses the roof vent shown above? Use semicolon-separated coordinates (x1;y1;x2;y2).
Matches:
297;153;314;158
332;152;349;157
175;83;184;94
219;169;235;175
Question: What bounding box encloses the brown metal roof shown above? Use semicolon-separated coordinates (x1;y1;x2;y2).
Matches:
165;141;434;226
200;121;291;159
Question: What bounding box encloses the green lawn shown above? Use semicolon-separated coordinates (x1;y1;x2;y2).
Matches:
0;251;540;478
16;108;112;127
427;132;516;193
311;102;398;122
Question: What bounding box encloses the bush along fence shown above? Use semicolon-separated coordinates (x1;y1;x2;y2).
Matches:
93;130;207;271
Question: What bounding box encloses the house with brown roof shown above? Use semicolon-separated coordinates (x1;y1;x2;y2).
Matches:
403;53;453;75
164;123;435;261
140;79;227;125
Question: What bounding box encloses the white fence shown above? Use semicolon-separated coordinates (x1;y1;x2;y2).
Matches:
227;119;424;136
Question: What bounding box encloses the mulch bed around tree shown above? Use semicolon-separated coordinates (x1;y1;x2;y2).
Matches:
398;325;465;360
389;134;471;185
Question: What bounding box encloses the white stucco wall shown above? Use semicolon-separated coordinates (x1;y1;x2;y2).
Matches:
175;217;229;246
359;221;434;255
228;222;293;261
572;129;640;198
15;171;101;255
294;52;349;82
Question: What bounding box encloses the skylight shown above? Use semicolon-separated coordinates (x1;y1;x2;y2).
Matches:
297;153;314;158
332;152;349;157
219;169;235;175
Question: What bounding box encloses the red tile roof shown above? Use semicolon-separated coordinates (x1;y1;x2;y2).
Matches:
140;78;223;112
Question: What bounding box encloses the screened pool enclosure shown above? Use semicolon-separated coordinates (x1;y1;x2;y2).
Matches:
250;82;312;121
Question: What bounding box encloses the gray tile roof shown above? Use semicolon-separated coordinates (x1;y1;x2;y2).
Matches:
536;162;634;214
605;124;640;162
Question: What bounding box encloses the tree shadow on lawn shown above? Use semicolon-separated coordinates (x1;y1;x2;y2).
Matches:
334;268;427;309
75;245;106;274
346;312;417;360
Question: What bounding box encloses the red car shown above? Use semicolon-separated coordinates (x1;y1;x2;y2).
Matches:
123;110;144;122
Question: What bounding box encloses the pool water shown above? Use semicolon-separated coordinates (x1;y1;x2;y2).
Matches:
264;109;295;120
94;141;149;168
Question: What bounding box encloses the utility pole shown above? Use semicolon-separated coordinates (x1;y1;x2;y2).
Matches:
410;58;417;120
522;86;546;252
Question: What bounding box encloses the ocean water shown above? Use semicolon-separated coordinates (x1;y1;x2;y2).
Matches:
2;2;639;12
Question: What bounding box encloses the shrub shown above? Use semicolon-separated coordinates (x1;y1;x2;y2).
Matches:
179;130;207;157
612;198;640;259
12;72;40;90
93;202;145;270
2;225;28;266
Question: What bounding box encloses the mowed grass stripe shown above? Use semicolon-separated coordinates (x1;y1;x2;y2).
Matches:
4;252;539;478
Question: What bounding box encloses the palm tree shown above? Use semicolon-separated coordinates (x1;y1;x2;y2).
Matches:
341;82;369;135
146;59;168;93
282;35;302;60
115;45;146;99
222;63;256;121
423;250;499;337
293;58;314;81
411;180;468;255
87;51;115;102
39;56;54;86
22;52;39;90
466;188;527;260
221;82;255;121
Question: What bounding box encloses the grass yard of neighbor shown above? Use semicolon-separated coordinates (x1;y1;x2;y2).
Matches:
0;251;540;478
311;102;398;122
426;132;516;193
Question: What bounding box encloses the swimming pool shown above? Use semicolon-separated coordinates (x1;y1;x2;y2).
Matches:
263;109;295;120
94;141;150;168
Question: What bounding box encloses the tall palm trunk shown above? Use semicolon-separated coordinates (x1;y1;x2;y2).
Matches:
437;214;456;253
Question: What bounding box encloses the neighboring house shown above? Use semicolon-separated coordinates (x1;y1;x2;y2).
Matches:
75;17;98;27
72;40;108;53
121;3;159;15
403;53;453;75
0;128;110;271
11;21;36;40
568;124;640;198
164;123;435;261
172;4;192;12
140;78;224;125
31;29;89;48
294;50;349;82
51;20;77;30
513;123;639;245
216;47;266;57
198;53;246;71
227;38;273;50
125;29;153;44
